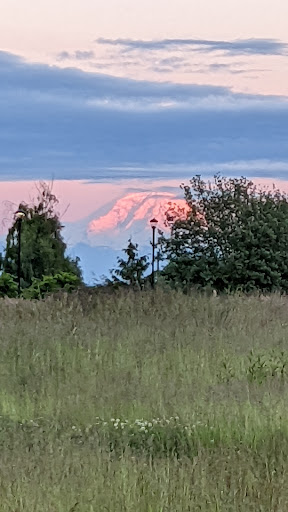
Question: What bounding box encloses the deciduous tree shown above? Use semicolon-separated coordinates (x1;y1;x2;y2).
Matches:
161;175;288;293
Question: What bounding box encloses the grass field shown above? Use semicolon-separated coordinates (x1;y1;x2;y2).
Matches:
1;289;288;510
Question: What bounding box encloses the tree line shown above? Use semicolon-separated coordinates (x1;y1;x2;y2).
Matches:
2;175;288;298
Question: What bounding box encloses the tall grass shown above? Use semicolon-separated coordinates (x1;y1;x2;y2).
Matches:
0;289;288;510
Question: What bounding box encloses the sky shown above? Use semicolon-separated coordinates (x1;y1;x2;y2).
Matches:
1;0;288;95
1;0;288;279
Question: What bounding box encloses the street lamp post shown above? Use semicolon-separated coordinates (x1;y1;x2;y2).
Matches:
157;250;160;273
14;210;26;297
150;218;158;289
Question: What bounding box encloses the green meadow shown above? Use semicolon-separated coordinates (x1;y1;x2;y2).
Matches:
1;289;288;511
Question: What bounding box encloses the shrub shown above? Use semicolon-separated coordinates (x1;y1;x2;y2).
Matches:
0;272;18;298
23;271;81;299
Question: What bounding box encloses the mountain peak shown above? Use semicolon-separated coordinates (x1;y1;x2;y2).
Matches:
87;191;188;247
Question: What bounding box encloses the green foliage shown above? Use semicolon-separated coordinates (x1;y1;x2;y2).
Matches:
0;272;18;298
23;271;81;299
161;174;288;292
247;349;288;383
216;349;288;385
2;182;82;289
109;239;149;288
216;355;237;383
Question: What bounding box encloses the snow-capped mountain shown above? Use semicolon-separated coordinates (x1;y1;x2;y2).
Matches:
64;191;188;283
87;191;187;247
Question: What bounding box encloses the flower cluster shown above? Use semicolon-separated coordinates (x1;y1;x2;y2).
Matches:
0;415;219;459
68;416;218;458
70;416;213;437
73;415;183;432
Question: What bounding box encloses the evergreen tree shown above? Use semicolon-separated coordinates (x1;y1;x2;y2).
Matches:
109;239;149;289
161;174;288;293
1;182;82;288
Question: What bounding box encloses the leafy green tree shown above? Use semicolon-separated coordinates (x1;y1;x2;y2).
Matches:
0;273;18;298
1;182;82;288
109;239;149;289
161;174;288;293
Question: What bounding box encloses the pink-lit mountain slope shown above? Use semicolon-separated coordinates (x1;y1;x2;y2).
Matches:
63;191;188;283
86;191;188;247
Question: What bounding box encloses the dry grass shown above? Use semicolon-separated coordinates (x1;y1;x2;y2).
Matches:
0;289;288;510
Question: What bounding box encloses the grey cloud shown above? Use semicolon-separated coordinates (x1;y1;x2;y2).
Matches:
157;56;186;66
151;66;174;74
150;56;190;73
0;51;288;181
90;62;115;69
209;63;232;71
206;63;268;75
96;37;288;56
75;50;95;60
0;51;232;100
57;50;95;61
57;51;70;60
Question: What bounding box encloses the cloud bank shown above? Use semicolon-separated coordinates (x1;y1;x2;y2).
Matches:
0;51;288;181
96;37;288;56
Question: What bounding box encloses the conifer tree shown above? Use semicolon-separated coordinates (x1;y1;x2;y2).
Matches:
110;239;149;289
1;182;82;288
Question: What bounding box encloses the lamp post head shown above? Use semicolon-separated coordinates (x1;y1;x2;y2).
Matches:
150;218;158;229
14;209;26;220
